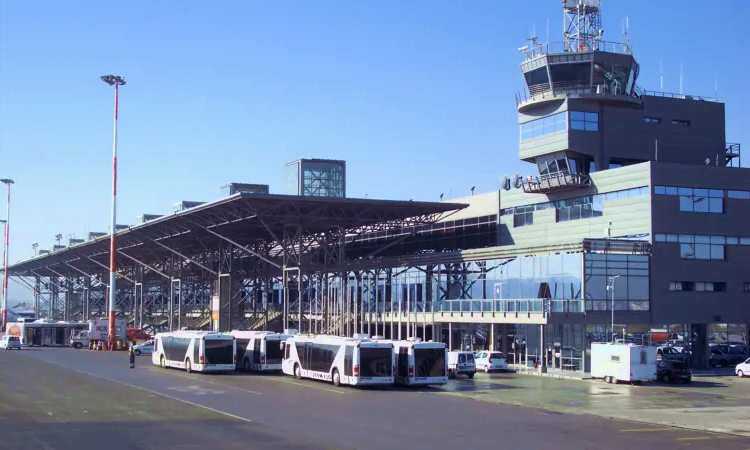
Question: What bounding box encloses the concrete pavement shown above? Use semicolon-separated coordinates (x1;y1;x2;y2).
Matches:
3;347;749;449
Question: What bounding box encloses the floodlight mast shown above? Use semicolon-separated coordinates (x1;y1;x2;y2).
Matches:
0;178;14;331
100;75;125;349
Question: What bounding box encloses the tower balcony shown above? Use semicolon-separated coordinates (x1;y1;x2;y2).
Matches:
521;171;591;194
516;82;642;112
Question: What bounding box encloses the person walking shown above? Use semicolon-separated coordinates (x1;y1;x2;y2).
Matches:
129;342;136;369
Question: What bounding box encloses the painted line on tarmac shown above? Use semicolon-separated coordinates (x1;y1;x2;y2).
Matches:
38;360;255;424
147;367;262;395
675;436;739;441
619;428;674;433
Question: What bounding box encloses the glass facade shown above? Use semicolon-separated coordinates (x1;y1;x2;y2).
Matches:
301;160;345;198
520;112;567;142
584;253;650;312
284;162;300;195
501;186;647;226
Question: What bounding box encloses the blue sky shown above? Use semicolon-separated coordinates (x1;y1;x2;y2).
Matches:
0;0;748;283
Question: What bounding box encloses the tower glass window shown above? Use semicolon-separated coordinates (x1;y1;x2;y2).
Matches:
569;111;599;131
520;112;567;142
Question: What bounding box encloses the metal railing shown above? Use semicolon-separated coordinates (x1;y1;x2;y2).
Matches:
516;81;639;106
521;172;591;194
642;90;718;102
521;40;632;61
359;298;584;315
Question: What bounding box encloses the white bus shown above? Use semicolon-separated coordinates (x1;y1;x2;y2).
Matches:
230;330;291;372
282;334;394;387
152;331;235;373
376;337;448;386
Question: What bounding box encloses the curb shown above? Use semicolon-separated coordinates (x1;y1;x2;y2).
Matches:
512;369;591;380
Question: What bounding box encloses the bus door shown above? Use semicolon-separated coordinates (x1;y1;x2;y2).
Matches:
42;328;54;346
253;338;262;364
344;345;354;380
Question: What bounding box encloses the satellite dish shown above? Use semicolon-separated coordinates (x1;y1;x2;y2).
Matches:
512;174;522;189
502;176;510;191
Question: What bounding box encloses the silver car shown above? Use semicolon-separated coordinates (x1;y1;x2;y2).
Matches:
1;335;22;350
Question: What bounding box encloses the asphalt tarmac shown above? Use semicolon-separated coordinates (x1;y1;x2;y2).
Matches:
2;347;749;450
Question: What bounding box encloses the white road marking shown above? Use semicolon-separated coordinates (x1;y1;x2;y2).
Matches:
38;361;254;424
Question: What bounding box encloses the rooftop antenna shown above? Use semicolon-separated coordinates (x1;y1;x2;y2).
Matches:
679;62;683;95
546;18;549;43
714;76;718;99
660;60;664;90
563;0;602;52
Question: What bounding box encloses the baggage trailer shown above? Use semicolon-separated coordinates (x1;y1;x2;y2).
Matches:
590;342;657;385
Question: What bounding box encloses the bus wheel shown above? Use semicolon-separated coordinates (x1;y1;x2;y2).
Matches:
332;369;341;386
73;342;82;349
186;359;192;373
160;355;166;368
294;364;302;380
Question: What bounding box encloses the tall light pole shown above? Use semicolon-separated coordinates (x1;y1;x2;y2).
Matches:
101;74;125;350
607;273;620;343
32;243;38;256
0;219;6;322
1;178;14;331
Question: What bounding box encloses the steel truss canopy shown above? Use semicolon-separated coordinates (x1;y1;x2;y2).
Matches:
3;193;467;278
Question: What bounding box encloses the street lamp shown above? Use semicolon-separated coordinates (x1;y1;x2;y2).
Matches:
607;273;621;343
1;178;14;331
55;234;62;246
101;74;125;350
32;243;38;256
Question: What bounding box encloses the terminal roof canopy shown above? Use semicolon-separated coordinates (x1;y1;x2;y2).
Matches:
4;193;467;277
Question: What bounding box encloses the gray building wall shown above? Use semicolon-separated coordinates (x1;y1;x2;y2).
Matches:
650;162;750;324
518;96;726;169
499;163;651;250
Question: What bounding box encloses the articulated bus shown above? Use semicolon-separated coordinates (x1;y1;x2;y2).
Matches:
282;334;394;387
375;337;448;386
152;331;235;373
230;330;293;372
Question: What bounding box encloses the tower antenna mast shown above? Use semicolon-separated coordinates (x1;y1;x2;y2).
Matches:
563;0;604;53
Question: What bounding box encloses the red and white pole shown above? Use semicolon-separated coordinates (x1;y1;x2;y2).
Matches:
1;182;11;331
107;82;119;350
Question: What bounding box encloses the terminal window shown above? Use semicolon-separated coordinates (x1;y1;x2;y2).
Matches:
671;119;691;126
679;235;725;260
669;281;727;292
643;117;661;123
519;112;567;142
569;111;599;131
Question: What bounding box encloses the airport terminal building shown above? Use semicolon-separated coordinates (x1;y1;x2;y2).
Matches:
3;2;747;371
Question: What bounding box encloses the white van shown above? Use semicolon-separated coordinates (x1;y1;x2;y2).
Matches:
1;335;22;350
448;351;475;379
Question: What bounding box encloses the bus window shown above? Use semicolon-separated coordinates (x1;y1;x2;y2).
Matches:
284;342;290;360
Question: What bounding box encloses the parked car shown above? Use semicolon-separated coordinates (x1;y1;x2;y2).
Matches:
736;358;750;378
474;351;508;372
709;347;730;368
0;335;21;350
656;346;687;361
656;359;691;384
132;340;154;355
448;351;476;379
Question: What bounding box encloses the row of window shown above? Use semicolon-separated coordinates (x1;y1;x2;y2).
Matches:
654;233;750;246
502;186;648;227
519;111;599;142
644;117;691;126
654;185;750;200
680;243;724;260
669;281;727;292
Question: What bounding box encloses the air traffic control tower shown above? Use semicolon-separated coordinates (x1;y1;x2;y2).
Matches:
512;0;734;195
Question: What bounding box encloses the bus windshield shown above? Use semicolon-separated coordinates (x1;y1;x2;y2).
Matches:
204;339;233;365
359;347;392;377
414;348;446;377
